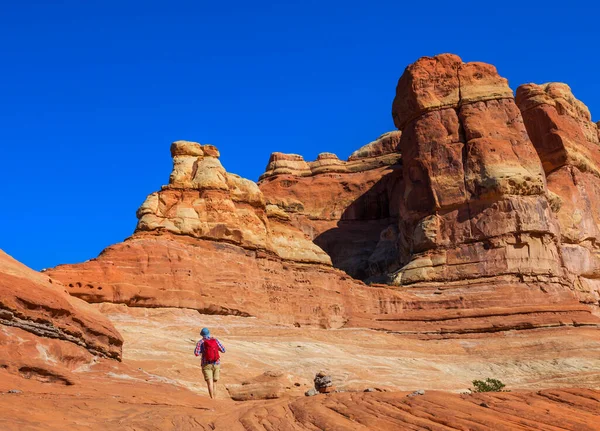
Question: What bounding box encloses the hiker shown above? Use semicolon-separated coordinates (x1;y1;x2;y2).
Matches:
194;327;226;399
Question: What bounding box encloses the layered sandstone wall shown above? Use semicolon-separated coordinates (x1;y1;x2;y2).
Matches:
0;249;123;389
45;141;405;328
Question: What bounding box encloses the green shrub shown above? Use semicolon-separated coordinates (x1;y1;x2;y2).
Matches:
472;378;506;393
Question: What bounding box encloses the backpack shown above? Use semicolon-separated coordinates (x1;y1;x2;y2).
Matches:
202;338;220;363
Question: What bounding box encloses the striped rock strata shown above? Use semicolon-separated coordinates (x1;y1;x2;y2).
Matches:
0;249;122;389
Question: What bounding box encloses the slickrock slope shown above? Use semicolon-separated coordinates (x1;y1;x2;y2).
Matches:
100;305;600;397
258;131;403;280
226;389;600;431
2;387;600;431
517;83;600;306
2;303;600;430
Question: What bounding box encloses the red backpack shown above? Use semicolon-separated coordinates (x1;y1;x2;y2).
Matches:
202;338;220;363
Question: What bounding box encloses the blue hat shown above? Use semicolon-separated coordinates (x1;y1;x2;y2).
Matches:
200;328;210;337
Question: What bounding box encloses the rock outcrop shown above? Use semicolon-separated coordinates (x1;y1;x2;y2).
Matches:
392;54;553;285
0;249;122;360
226;371;289;401
517;83;600;306
378;53;600;337
259;132;402;181
0;249;122;391
136;141;329;264
259;132;403;280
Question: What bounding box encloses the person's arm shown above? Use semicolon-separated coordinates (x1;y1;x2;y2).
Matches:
194;340;203;356
216;339;226;353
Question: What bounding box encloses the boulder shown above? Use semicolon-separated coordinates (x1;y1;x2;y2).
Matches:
226;371;288;401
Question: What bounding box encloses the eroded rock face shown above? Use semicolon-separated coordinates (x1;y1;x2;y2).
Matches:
391;54;558;286
348;131;402;161
517;83;600;305
0;249;122;389
258;132;403;280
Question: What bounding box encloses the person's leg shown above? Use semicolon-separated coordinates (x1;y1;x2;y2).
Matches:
202;365;215;398
206;378;214;399
212;365;220;399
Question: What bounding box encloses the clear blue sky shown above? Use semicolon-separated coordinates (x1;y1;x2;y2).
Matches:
1;1;598;270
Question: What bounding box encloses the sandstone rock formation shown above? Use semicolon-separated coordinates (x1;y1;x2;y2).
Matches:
517;83;600;306
46;55;600;337
391;54;552;286
379;55;600;339
45;141;407;328
4;53;600;429
137;140;329;264
258;131;403;280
